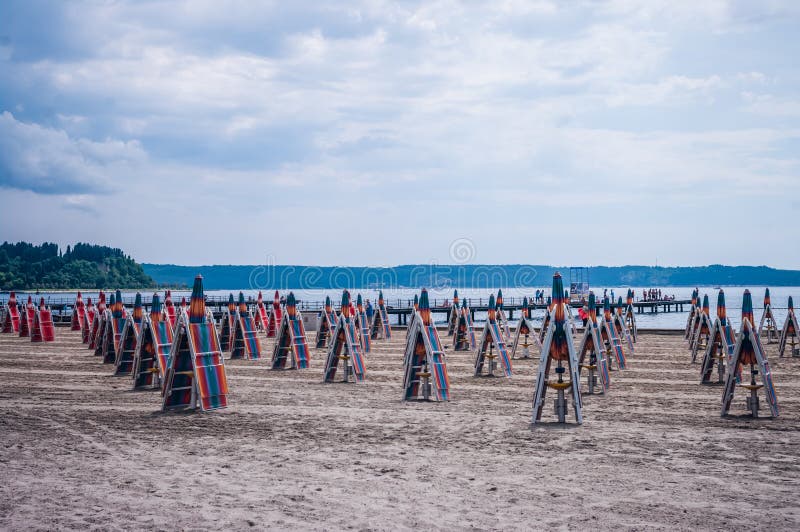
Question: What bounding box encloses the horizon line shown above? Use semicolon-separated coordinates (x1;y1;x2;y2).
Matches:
142;263;795;270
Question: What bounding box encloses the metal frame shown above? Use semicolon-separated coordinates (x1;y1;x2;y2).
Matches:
686;308;703;349
510;314;541;359
218;308;235;352
576;316;610;395
779;310;800;358
272;309;310;370
162;311;230;412
355;304;372;354
613;309;635;357
538;307;551;345
452;303;476;351
496;307;512;341
700;317;735;385
532;302;583;424
446;292;459;336
684;292;699;340
474;316;512;378
624;291;638;343
370;301;391;341
758;304;779;344
402;310;450;401
721;318;779;418
230;308;262;360
690;312;713;363
600;314;627;370
132;313;174;390
114;315;142;375
323;312;365;383
316;307;338;348
98;309;121;363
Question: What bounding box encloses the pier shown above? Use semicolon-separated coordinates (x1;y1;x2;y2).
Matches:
30;295;692;326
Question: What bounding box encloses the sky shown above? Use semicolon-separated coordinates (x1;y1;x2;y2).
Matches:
1;0;799;268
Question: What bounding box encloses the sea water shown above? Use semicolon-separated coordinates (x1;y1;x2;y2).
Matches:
4;286;798;330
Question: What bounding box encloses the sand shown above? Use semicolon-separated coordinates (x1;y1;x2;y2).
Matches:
1;327;799;531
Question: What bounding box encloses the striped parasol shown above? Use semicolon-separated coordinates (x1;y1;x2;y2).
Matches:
419;289;431;326
133;292;143;323
588;292;597;323
189;275;206;323
741;289;754;327
150;293;162;322
487;293;496;322
550;272;568;359
340;290;351;319
113;290;123;318
717;290;727;324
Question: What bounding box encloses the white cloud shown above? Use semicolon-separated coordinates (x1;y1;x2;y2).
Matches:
606;75;725;107
736;71;769;84
0;112;146;194
741;93;800;117
1;0;799;266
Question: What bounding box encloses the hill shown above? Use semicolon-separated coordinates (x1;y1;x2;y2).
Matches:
0;242;155;290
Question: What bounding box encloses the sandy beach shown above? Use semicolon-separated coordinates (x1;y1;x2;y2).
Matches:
1;327;798;531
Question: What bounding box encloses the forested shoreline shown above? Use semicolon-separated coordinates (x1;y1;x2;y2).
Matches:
0;242;155;290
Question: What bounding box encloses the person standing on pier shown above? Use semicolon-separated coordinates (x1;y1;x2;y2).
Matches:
579;298;589;326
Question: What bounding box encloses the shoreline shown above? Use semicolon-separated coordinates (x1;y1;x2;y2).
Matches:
4;283;798;293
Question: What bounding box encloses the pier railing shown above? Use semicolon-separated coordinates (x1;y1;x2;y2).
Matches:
10;296;696;326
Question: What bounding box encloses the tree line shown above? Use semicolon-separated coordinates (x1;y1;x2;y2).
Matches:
142;263;800;290
0;241;155;290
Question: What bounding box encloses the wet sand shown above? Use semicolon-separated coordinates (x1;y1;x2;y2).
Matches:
1;327;799;530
